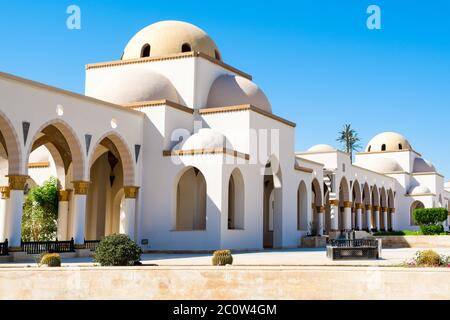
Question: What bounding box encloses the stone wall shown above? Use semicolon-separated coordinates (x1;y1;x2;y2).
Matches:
0;266;449;300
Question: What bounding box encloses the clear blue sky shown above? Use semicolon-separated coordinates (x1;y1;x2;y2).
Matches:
0;1;449;178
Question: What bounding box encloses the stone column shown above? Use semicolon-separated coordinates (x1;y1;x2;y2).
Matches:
374;205;380;231
365;205;372;231
5;175;28;249
329;200;339;231
355;203;363;231
57;190;71;240
388;208;395;231
382;207;388;232
123;186;139;240
72;181;90;247
343;201;352;231
316;206;325;236
0;186;10;242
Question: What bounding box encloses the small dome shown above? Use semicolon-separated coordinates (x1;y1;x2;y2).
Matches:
408;185;431;195
307;144;336;153
123;20;221;61
89;69;179;105
206;75;272;113
180;129;229;151
413;157;436;173
360;158;402;173
365;132;411;152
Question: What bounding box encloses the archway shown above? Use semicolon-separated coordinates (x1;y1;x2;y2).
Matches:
362;183;371;231
311;179;323;235
176;167;207;231
380;187;387;231
352;180;362;230
387;189;395;231
297;181;308;231
371;185;380;231
410;200;425;226
228;168;245;230
339;177;350;231
263;160;282;248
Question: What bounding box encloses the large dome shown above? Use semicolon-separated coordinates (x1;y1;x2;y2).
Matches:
180;129;229;151
122;20;221;61
358;158;403;173
413;157;436;173
206;75;272;113
365;132;411;152
307;144;336;153
408;185;431;195
88;69;179;105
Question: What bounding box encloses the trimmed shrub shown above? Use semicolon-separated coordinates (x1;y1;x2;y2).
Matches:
416;250;441;267
94;234;142;266
413;208;448;235
39;253;61;267
212;250;233;266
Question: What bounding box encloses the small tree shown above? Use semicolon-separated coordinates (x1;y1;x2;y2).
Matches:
21;177;59;241
337;124;362;161
413;208;448;235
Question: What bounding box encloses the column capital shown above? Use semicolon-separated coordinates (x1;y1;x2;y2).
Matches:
58;190;71;202
355;203;364;210
388;208;396;214
373;205;380;212
6;175;29;191
124;186;140;199
381;207;387;213
329;199;339;206
365;204;372;211
72;181;90;195
316;206;325;213
343;201;352;208
0;186;10;199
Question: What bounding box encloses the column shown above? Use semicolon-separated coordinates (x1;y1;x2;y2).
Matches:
382;207;388;232
72;181;90;247
356;203;363;231
374;205;380;231
365;205;372;231
343;201;352;231
316;206;325;236
329;199;339;231
388;208;395;231
0;186;10;242
123;186;139;240
5;175;28;249
57;190;71;240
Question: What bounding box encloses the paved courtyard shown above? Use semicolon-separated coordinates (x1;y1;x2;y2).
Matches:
2;247;450;268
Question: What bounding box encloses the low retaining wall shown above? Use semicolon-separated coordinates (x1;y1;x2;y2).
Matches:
0;266;449;300
377;236;450;248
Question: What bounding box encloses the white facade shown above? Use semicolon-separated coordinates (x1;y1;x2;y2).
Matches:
0;20;448;251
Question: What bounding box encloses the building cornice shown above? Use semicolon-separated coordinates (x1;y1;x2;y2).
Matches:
86;51;252;80
294;165;314;173
163;148;250;160
356;149;422;157
405;193;436;197
295;156;324;167
28;162;50;169
199;104;296;128
123;99;194;114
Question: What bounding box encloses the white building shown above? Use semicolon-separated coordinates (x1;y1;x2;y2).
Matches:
0;21;448;251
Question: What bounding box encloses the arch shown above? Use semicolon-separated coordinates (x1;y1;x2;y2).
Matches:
297;180;308;231
339;177;350;202
352;180;362;204
0;110;23;175
263;158;283;248
176;166;207;231
181;43;192;52
214;50;221;61
141;44;151;58
410;200;425;226
88;132;136;186
380;187;387;208
311;178;323;206
25;119;85;181
228;168;245;230
387;189;395;209
362;183;371;205
371;185;380;206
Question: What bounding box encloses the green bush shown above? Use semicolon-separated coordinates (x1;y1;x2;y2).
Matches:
93;234;142;266
416;250;441;267
39;253;61;267
413;208;448;235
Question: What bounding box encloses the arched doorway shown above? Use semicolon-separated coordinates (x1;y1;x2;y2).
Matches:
410;200;425;226
228;168;245;230
176;167;207;231
297;181;308;231
311;179;323;235
263;160;282;248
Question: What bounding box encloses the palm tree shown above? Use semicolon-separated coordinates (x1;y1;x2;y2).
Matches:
337;124;362;161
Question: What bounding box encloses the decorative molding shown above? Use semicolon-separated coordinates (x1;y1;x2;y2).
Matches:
123;100;194;114
163;148;250;160
316;206;325;213
28;162;50;169
343;201;352;208
329;199;339;206
355;203;364;210
58;190;71;202
381;207;387;213
124;186;140;199
7;175;29;191
135;144;141;163
85;134;92;155
85;51;253;80
356;148;422;157
22;122;30;146
0;186;10;200
72;181;91;195
373;205;380;212
388;208;396;214
199;104;296;128
365;205;373;211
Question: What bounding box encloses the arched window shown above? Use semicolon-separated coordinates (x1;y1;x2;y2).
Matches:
181;43;192;53
381;144;386;151
410;201;425;226
215;50;221;60
141;44;151;58
228;169;245;230
176;167;207;230
368;146;371;152
297;181;308;231
398;143;403;150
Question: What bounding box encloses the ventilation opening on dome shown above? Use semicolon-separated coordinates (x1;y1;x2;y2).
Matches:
141;44;151;58
399;144;403;150
181;43;192;53
381;144;386;151
368;146;371;152
215;50;221;60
